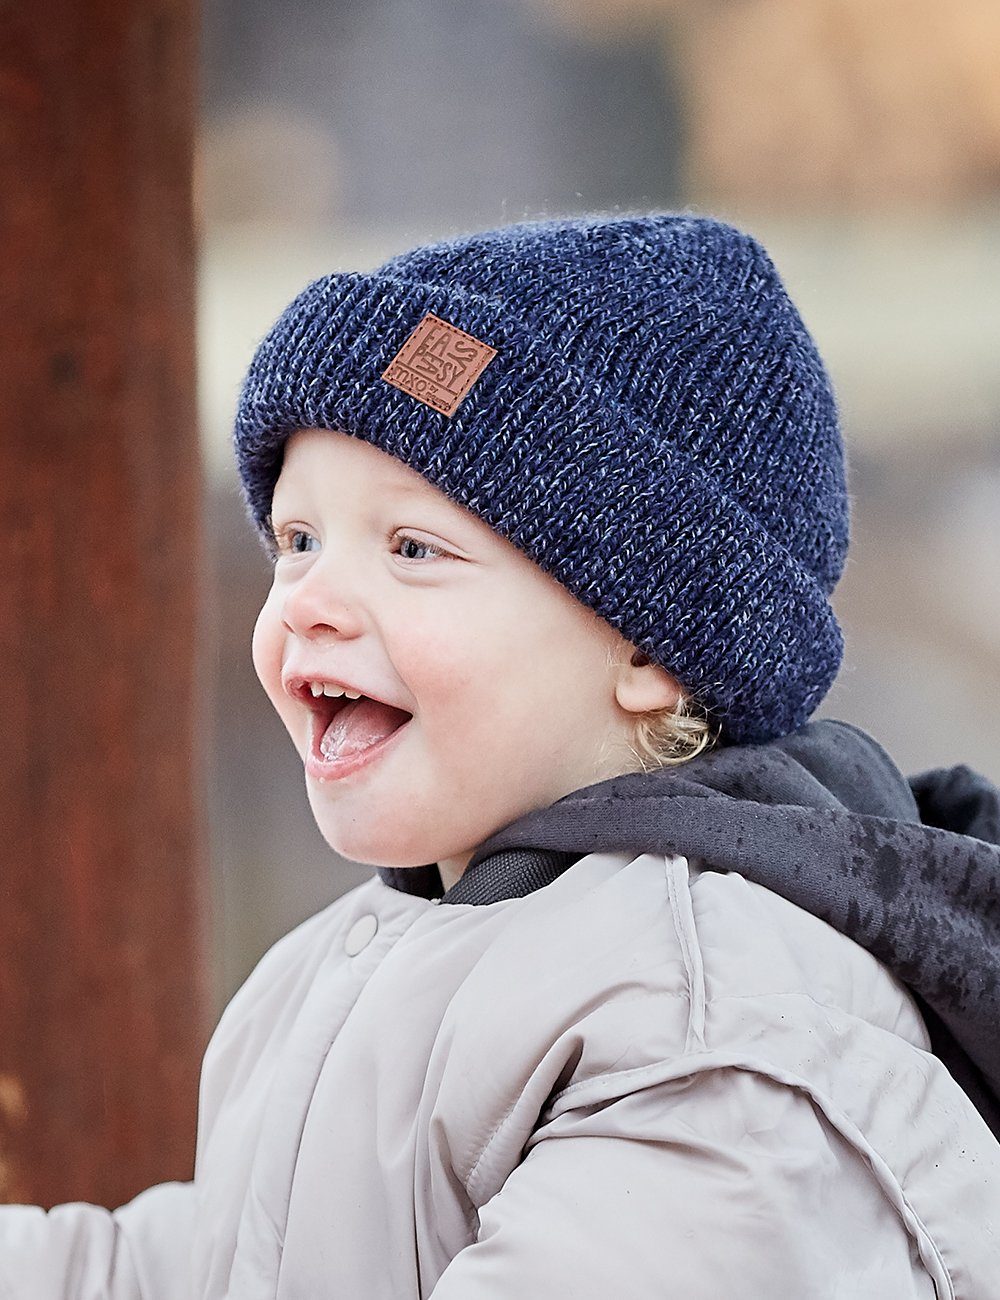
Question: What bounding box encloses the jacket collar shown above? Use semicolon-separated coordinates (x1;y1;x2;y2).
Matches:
378;717;1000;1141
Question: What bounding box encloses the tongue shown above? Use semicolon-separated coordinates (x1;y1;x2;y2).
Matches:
319;697;411;761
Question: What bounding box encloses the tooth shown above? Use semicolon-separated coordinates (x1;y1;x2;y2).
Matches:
344;689;361;700
322;684;347;697
309;682;323;697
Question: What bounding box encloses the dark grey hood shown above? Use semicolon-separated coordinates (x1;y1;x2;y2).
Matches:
380;718;1000;1139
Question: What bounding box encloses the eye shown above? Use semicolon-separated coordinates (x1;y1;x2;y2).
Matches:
393;532;447;563
288;530;317;555
268;525;319;560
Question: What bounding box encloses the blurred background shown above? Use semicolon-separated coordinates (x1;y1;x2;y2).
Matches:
195;0;1000;1010
5;0;998;1214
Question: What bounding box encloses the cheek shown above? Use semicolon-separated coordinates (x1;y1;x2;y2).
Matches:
390;615;490;738
399;608;541;746
399;628;478;706
251;592;285;705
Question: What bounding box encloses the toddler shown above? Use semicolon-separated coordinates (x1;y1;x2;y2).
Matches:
4;212;1000;1297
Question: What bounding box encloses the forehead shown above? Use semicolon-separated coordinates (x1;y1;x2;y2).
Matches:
273;426;496;547
277;427;447;504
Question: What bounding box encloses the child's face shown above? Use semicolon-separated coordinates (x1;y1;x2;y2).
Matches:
252;427;643;886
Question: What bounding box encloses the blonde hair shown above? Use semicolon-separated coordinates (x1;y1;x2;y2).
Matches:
606;644;719;773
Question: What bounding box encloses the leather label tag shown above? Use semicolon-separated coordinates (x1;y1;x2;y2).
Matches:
381;312;497;416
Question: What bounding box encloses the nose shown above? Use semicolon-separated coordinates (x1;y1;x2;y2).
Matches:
279;554;366;641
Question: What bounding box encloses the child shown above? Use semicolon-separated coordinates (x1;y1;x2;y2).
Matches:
4;212;1000;1296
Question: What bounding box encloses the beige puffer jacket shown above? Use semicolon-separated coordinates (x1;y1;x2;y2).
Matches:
3;850;1000;1297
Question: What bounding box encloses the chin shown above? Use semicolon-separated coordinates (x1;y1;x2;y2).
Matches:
308;809;439;871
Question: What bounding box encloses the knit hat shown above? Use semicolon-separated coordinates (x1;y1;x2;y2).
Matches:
234;212;849;745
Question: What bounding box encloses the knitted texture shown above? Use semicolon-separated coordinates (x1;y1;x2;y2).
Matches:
234;212;849;744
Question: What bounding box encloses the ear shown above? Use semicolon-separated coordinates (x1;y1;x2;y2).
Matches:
613;649;685;716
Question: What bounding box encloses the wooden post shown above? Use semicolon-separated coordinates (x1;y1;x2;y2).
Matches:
0;0;209;1208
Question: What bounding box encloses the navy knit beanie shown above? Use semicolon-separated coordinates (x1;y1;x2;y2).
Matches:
234;212;849;746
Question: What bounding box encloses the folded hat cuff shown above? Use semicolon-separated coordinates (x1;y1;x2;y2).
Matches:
234;271;842;744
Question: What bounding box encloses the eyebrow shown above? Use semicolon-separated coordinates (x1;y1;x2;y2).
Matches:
378;478;484;544
280;477;439;508
275;469;470;527
379;477;466;519
382;479;438;500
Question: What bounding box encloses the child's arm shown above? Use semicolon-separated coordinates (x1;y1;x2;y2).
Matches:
429;1069;946;1298
0;1180;196;1299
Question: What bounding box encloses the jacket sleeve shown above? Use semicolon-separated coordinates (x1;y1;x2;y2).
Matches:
0;1180;196;1300
429;1068;940;1300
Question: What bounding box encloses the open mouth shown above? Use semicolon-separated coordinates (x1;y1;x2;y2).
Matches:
294;685;414;778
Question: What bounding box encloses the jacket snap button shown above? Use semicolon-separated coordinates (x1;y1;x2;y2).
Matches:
344;914;378;956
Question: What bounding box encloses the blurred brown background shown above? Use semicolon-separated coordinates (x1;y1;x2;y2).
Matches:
195;0;1000;1008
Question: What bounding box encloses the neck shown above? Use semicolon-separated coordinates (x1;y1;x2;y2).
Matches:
436;854;469;893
